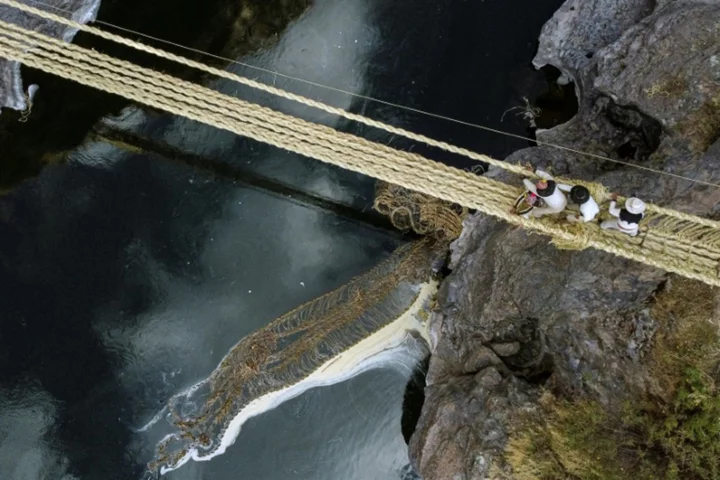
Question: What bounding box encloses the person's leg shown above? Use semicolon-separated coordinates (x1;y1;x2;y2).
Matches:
600;219;619;231
530;207;559;218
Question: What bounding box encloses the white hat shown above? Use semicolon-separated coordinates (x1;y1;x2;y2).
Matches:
625;197;646;215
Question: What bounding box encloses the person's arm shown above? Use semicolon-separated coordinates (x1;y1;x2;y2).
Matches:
580;208;594;222
523;179;537;195
608;201;621;218
557;183;573;193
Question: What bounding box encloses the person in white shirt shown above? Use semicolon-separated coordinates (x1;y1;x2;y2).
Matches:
522;169;568;218
600;195;646;237
559;185;599;223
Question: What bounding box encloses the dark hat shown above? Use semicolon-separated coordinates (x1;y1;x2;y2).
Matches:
570;185;590;204
536;180;556;197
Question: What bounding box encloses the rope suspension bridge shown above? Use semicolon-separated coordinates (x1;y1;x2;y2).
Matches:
2;0;720;286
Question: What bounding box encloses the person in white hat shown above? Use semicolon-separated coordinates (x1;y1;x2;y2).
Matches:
558;184;599;223
522;169;568;218
600;193;646;236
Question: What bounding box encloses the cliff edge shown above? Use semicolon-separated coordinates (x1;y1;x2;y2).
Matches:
409;1;720;478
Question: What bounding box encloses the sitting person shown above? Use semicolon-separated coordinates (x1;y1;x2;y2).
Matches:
522;169;568;218
558;184;599;223
514;190;545;218
600;194;646;237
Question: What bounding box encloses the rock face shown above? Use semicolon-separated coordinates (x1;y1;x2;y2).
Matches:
534;0;655;114
411;368;537;480
0;0;101;113
409;1;720;479
595;1;720;151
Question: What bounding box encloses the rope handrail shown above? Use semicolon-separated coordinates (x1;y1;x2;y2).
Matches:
0;0;530;178
10;0;720;195
4;0;720;226
1;18;720;286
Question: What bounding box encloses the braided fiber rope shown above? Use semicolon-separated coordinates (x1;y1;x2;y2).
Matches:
4;0;720;225
1;20;720;285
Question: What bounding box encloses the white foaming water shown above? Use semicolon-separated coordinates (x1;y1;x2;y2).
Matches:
158;280;437;475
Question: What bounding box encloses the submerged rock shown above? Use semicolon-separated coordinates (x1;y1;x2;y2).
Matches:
0;0;101;113
409;1;720;478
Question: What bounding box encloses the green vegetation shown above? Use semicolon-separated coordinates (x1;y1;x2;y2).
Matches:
644;75;720;154
505;278;720;480
677;96;720;154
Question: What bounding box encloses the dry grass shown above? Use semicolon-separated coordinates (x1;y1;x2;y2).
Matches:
506;395;635;480
504;277;720;480
650;276;720;392
676;94;720;154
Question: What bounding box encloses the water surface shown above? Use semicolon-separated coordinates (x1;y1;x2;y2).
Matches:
0;0;565;478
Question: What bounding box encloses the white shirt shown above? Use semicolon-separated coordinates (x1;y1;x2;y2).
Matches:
558;184;600;222
579;197;600;222
522;170;567;212
609;201;643;232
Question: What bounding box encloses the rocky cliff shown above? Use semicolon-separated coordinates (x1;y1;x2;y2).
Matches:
409;1;720;478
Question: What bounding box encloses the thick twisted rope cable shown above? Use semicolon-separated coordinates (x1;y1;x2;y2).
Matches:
0;29;714;276
0;20;519;203
0;43;711;279
9;0;720;211
5;0;720;221
6;0;720;228
0;0;530;178
9;0;720;190
2;27;720;285
0;27;716;275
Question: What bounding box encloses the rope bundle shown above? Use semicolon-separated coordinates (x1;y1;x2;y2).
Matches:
0;2;720;285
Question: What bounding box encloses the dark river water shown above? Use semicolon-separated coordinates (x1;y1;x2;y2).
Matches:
0;0;566;479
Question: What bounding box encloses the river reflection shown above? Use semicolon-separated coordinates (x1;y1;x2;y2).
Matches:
0;0;565;478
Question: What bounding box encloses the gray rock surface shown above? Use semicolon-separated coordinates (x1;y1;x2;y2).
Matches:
409;1;720;478
0;0;100;112
534;0;655;111
595;1;720;150
409;368;538;480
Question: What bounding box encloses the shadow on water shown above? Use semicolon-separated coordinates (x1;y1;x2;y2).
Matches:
91;125;415;238
0;1;310;479
0;0;310;189
0;0;575;478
